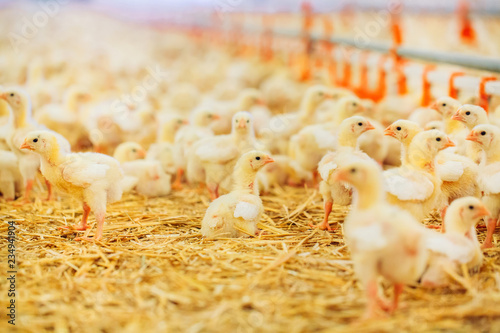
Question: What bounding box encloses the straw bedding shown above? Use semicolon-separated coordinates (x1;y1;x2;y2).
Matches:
1;184;500;333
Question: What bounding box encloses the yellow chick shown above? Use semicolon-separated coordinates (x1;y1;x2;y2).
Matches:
187;111;257;200
383;130;454;222
421;197;489;287
20;131;123;241
201;151;274;238
312;116;375;230
333;158;430;318
452;104;489;163
466;124;500;249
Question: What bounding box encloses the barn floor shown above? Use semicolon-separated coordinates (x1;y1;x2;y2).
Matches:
1;185;500;332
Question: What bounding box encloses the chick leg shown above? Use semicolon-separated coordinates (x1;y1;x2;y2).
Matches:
310;200;334;230
172;168;184;190
481;218;497;249
388;283;404;313
59;203;91;231
362;279;385;319
44;179;54;201
15;179;34;205
75;209;105;242
207;183;219;201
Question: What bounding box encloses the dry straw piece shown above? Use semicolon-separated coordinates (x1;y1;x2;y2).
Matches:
1;185;500;333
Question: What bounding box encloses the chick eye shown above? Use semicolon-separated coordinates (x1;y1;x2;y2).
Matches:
481;131;486;136
436;137;441;142
235;119;238;123
318;92;324;96
132;149;137;153
10;93;14;97
256;156;261;160
177;120;182;124
442;103;446;107
207;114;212;118
465;111;471;116
33;138;38;143
468;205;474;210
246;120;249;123
396;126;401;131
350;168;356;173
352;102;357;106
358;122;363;126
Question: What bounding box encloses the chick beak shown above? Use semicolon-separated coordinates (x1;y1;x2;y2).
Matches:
383;126;396;138
451;112;464;122
466;131;479;143
256;99;266;105
365;122;375;131
429;102;439;112
324;93;333;99
475;205;491;219
444;137;455;148
138;149;147;158
0;93;7;101
237;118;247;129
264;156;274;165
182;119;189;125
212;114;221;120
20;139;32;150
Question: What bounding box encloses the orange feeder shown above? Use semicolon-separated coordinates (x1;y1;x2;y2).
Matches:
421;65;436;107
478;76;497;112
448;72;465;99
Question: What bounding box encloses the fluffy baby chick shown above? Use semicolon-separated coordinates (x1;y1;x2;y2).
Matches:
452;104;489;163
20;131;123;241
431;96;468;155
421;197;489;287
264;85;332;154
333;158;430;318
114;142;171;197
201;151;274;238
187;111;257;200
312;116;375;230
1;87;71;202
171;107;219;189
385;121;479;211
466;124;500;248
113;142;147;163
384;130;454;222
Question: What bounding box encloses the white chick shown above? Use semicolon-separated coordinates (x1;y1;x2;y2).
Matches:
171;107;219;189
1;87;71;202
452;104;489;163
312;116;375;230
289;96;365;183
408;107;442;128
201;151;274;238
383;130;454;221
114;142;171;197
20;131;123;241
264;85;332;154
466;124;500;249
187;111;257;200
421;197;489;287
333;158;430;318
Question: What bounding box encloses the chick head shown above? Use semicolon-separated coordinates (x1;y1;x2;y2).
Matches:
333;157;381;189
467;124;500;149
384;119;421;143
340;115;375;137
452;104;487;128
114;142;146;163
232;111;254;133
431;96;461;117
20;130;60;157
411;130;455;157
192;107;220;127
0;87;30;113
305;85;332;106
236;150;274;173
446;197;490;234
239;88;265;109
337;96;365;119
